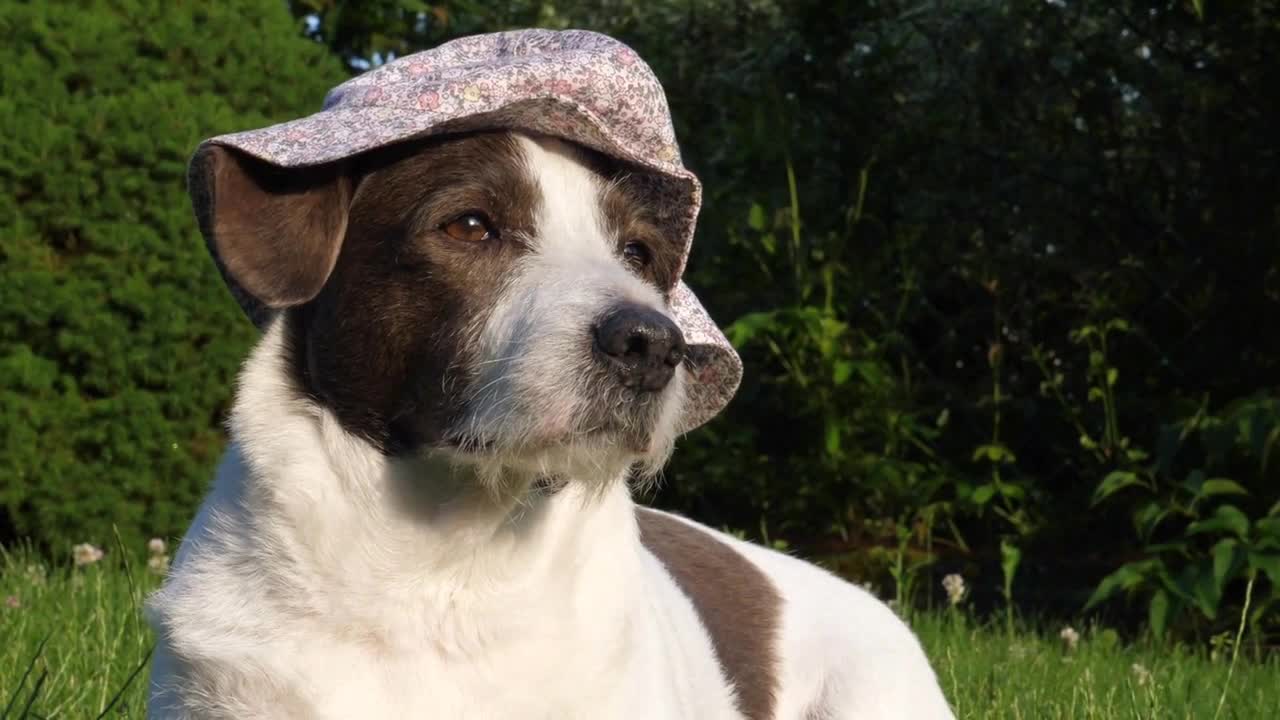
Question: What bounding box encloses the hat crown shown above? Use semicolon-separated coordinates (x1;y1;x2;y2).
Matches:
320;31;666;136
325;31;627;101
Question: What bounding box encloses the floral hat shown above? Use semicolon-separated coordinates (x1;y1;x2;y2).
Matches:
189;29;740;432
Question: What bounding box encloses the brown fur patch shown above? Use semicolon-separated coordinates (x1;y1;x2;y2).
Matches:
191;145;352;312
636;507;781;720
565;145;683;296
597;175;683;296
286;132;541;453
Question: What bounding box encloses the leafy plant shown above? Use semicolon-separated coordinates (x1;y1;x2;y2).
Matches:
1086;395;1280;640
719;168;955;547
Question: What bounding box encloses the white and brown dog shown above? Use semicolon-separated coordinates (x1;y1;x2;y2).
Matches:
147;31;954;720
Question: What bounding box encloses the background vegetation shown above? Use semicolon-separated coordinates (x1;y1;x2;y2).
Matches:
2;0;1278;652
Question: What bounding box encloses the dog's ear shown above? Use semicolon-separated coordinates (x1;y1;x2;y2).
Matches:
189;145;353;312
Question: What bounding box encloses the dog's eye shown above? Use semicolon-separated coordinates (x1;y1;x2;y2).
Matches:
442;213;496;243
622;241;652;269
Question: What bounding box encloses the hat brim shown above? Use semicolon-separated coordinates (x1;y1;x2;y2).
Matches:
669;282;743;433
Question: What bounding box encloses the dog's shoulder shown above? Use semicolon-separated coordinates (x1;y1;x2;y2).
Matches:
636;507;954;720
635;507;781;720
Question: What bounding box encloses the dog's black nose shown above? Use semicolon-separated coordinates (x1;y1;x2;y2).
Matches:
593;304;686;392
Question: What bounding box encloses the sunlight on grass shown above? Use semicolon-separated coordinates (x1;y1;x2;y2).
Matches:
915;611;1279;719
1;546;1277;718
1;546;157;718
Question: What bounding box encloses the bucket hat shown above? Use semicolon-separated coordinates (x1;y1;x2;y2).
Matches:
189;29;740;432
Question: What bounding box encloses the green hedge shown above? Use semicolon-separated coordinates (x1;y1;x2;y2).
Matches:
0;0;345;553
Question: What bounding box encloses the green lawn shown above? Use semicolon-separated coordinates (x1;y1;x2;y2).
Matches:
2;547;1276;719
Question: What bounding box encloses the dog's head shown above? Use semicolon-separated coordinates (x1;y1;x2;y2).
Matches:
197;131;693;486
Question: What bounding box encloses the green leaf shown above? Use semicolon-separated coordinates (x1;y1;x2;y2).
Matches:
972;444;1016;464
852;361;886;386
1133;501;1169;540
759;232;777;255
1189;561;1221;620
725;311;780;347
1092;471;1142;505
998;483;1026;500
1106;367;1118;387
1186;505;1251;540
1256;517;1280;543
1144;541;1190;557
1085;562;1153;610
832;360;853;386
824;422;841;457
1148;588;1171;638
1105;318;1131;334
747;203;767;231
1211;538;1239;591
1000;540;1022;596
1247;552;1280;586
1124;447;1149;463
1182;469;1206;495
972;484;996;505
1197;478;1249;500
1069;326;1098;344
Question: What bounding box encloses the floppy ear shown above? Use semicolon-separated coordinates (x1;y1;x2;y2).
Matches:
188;145;353;321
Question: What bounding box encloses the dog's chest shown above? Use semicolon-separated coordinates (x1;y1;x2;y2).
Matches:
252;627;637;719
157;578;740;720
148;454;745;719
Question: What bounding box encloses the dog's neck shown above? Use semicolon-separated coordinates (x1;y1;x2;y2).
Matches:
200;319;641;652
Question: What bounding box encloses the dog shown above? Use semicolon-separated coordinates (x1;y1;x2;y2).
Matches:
146;28;955;720
145;128;955;719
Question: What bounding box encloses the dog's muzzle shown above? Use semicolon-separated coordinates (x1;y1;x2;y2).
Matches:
592;303;686;393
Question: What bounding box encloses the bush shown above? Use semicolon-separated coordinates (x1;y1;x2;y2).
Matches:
0;0;346;554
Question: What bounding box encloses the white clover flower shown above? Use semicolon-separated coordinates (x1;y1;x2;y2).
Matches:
148;553;171;576
1059;626;1080;652
23;564;47;587
148;538;168;556
73;543;104;567
1130;663;1153;687
4;595;19;609
942;573;966;606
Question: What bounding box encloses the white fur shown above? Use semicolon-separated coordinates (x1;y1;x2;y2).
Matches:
147;135;955;719
454;137;683;489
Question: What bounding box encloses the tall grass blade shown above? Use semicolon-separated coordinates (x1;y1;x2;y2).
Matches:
94;644;154;720
2;633;50;719
15;670;48;720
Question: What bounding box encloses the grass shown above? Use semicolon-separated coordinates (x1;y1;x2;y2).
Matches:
914;611;1277;719
2;547;1277;719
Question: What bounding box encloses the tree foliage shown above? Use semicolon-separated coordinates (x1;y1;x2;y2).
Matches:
0;0;345;552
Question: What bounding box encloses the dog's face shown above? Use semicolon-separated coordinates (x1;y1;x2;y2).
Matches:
207;132;689;486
